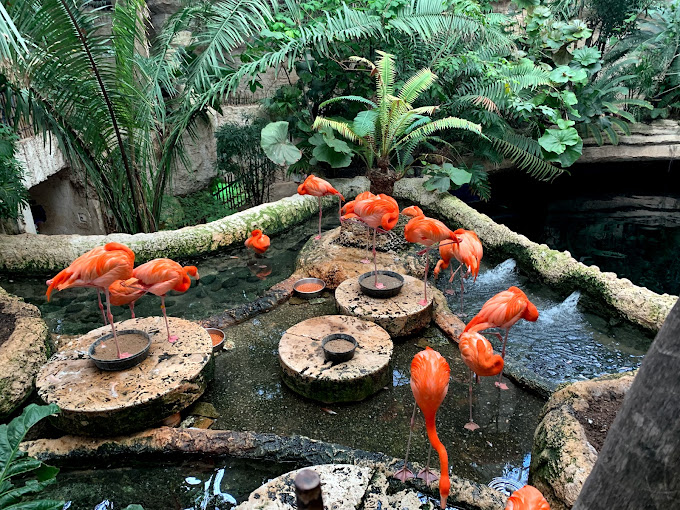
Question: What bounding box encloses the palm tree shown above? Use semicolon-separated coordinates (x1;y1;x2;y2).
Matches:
0;0;273;233
312;51;483;194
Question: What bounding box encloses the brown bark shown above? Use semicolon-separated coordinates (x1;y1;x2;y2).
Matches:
573;300;680;509
366;167;399;195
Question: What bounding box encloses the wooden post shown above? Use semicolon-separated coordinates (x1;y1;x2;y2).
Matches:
294;469;323;509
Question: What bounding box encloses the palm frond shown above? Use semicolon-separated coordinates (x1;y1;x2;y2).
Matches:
491;136;566;181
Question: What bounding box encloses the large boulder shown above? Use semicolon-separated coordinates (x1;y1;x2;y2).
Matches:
529;371;636;509
0;286;51;418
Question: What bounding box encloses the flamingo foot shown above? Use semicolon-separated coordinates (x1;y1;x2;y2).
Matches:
314;235;321;241
119;352;131;359
361;258;371;264
464;421;480;432
418;298;428;306
445;289;454;295
495;381;509;390
392;466;415;482
168;335;179;343
375;282;385;289
417;468;439;484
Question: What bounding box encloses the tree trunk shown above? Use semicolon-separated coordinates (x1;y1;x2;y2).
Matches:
573;300;680;509
366;167;399;195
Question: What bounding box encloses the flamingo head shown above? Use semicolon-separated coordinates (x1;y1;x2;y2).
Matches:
524;300;539;322
439;476;450;509
433;258;447;278
381;210;399;231
251;229;263;238
184;266;199;280
401;205;424;218
297;181;308;195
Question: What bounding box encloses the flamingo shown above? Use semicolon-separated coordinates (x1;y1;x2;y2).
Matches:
434;228;483;314
297;175;345;239
505;485;550;510
459;331;504;431
404;210;459;306
124;259;199;343
245;229;270;255
465;286;539;390
341;191;375;263
108;279;145;320
46;243;135;359
394;347;451;508
353;194;400;287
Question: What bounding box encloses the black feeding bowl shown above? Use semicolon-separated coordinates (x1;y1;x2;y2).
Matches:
358;270;405;298
293;277;326;299
88;329;151;371
322;333;358;363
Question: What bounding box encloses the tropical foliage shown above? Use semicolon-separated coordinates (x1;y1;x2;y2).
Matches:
0;125;29;220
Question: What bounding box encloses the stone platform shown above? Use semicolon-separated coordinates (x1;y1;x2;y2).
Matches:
278;315;392;403
335;274;433;337
36;317;213;436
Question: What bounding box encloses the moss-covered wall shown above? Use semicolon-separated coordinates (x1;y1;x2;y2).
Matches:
0;177;369;274
393;178;676;333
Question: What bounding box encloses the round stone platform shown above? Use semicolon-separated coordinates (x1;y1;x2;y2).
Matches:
335;274;433;337
278;315;392;403
36;317;213;436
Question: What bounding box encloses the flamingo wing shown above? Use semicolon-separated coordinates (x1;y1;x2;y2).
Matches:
505;485;550;510
410;347;451;414
459;332;504;377
132;258;184;296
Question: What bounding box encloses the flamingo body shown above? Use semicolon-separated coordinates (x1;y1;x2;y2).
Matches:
404;216;457;247
297;175;345;200
353;194;400;231
459;331;504;377
434;229;483;281
245;229;270;254
341;191;375;217
505;485;550;510
401;205;424;218
465;286;538;333
109;279;145;307
410;347;451;508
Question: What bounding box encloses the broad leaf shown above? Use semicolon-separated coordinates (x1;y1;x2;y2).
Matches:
538;127;581;154
309;129;353;168
260;122;302;166
423;175;452;192
352;110;377;138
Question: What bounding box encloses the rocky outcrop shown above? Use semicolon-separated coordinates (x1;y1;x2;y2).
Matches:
0;177;370;274
0;286;51;419
393;178;676;332
529;371;636;510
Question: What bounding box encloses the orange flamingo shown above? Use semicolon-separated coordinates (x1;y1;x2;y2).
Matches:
353;194;399;287
108;279;145;319
404;212;459;306
245;229;270;255
434;228;483;314
459;331;504;431
125;259;199;343
46;243;135;359
341;191;375;263
297;175;345;239
401;205;424;218
465;286;539;390
505;485;550;510
394;347;450;508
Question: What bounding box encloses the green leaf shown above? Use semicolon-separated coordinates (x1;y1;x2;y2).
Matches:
538;127;581;155
444;164;472;186
122;506;145;510
423;175;452;192
309;128;353;168
352;110;377;138
260;122;302;166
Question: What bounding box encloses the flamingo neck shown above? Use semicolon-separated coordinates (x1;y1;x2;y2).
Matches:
424;414;450;508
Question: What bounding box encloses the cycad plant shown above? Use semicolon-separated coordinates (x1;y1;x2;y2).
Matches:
312;51;483;194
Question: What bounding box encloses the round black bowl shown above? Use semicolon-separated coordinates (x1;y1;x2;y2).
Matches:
358;270;405;298
88;329;152;371
293;277;326;299
322;333;358;363
205;327;226;353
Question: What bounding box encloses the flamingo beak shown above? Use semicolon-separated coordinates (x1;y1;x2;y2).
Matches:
440;495;447;509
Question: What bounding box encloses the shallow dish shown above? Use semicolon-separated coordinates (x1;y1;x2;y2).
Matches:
293;277;326;299
205;327;226;353
88;329;151;371
322;333;358;363
358;270;405;298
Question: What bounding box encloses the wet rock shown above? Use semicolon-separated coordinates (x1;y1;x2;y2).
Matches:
393;178;676;333
530;371;636;509
0;286;51;419
200;274;217;285
189;401;220;419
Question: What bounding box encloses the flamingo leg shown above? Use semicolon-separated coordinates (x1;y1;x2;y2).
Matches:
417;445;440;483
337;196;342;224
97;289;107;325
373;228;385;289
495;329;510;390
393;404;417;481
315;196;322;240
419;249;430;307
103;288;123;359
459;266;466;316
161;295;178;343
130;302;136;319
465;369;480;431
361;227;371;264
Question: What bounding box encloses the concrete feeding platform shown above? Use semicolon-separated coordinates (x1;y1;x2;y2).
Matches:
335;274;433;337
278;315;392;403
36;317;213;436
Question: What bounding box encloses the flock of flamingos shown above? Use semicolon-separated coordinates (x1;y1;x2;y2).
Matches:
43;174;549;510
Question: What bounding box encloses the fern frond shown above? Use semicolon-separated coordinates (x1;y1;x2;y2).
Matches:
490;136;566;181
313;116;363;144
399;116;483;143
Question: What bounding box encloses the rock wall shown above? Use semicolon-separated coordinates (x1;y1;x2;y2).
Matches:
393;178;677;332
0;177;369;274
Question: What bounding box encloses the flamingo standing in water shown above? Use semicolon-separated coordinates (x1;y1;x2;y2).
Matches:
459;331;504;431
352;194;399;287
434;228;483;314
341;191;375;263
108;279;145;320
394;347;451;508
297;175;345;239
505;485;550;510
465;286;539;390
46;243;135;359
124;259;199;343
403;207;459;306
245;229;270;255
